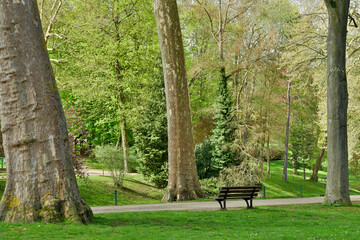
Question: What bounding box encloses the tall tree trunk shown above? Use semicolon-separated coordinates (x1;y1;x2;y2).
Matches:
120;117;129;172
283;81;291;181
323;0;351;206
310;137;327;182
114;17;130;172
266;133;270;176
114;60;129;173
153;0;205;201
303;158;306;180
0;1;93;223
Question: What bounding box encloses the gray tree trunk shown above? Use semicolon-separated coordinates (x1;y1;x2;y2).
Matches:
153;0;205;201
283;81;291;181
0;0;93;223
323;0;351;205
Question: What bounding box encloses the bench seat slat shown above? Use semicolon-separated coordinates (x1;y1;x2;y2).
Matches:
221;186;261;190
218;193;259;198
219;189;259;194
218;192;259;197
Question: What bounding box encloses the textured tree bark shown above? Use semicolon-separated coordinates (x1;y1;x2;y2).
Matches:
283;81;291;181
323;0;351;205
153;0;205;201
0;0;93;223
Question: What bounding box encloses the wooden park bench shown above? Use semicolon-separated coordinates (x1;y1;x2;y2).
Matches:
211;186;262;210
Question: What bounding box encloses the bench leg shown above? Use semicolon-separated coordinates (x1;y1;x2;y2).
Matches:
244;199;250;209
216;199;227;210
244;198;253;209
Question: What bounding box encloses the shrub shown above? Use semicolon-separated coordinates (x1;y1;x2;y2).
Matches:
195;139;218;179
220;158;263;186
93;145;125;187
289;119;316;175
199;177;221;196
149;162;168;189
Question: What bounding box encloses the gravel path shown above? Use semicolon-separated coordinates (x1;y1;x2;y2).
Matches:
91;195;360;214
84;166;137;176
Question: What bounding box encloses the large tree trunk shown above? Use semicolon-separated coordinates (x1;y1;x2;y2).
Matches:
153;0;205;201
0;1;93;223
283;81;291;181
323;0;351;205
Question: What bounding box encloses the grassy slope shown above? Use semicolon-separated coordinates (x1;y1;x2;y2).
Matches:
0;203;359;239
262;160;360;198
78;175;165;206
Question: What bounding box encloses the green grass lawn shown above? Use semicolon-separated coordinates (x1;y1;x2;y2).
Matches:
78;175;165;206
0;203;359;239
262;160;360;199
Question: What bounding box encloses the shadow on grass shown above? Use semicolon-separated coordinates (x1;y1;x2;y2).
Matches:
120;186;160;200
124;177;158;189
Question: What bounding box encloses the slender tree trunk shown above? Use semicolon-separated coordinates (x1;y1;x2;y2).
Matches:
310;137;327;182
283;81;291;181
0;1;93;223
115;60;129;172
267;133;270;176
153;0;205;201
323;0;351;206
303;158;306;180
114;19;130;172
120;117;129;172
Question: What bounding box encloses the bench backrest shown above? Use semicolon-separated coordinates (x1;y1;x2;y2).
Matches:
218;186;262;199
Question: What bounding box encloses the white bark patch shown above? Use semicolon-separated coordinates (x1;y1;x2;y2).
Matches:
49;135;56;158
13;0;26;5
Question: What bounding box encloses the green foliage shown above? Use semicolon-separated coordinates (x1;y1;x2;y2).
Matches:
195;139;216;179
50;0;160;147
134;65;168;188
289;119;316;173
199;177;220;196
93;145;125;187
210;72;235;171
149;162;168;189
